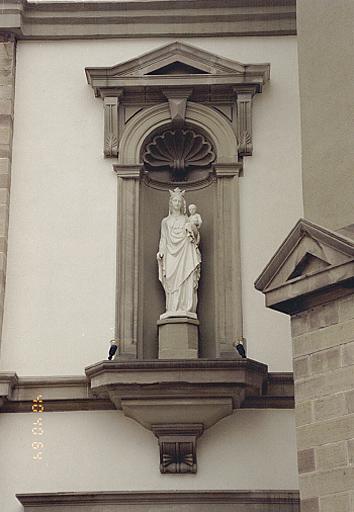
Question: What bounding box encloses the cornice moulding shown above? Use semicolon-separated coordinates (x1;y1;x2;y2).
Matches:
0;371;294;412
1;0;296;40
16;490;300;508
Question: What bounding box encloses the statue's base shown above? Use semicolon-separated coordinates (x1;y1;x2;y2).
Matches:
160;310;197;320
157;317;199;359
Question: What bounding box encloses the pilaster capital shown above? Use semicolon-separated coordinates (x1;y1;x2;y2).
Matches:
214;162;243;178
113;164;142;179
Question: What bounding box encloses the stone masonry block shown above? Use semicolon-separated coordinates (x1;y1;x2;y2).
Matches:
0;237;7;253
0;253;7;273
0;144;11;159
320;493;350;512
0;124;12;146
0;42;15;60
295;365;354;402
0;70;13;86
298;448;316;473
0;158;10;175
347;438;354;464
309;347;341;375
0;174;10;188
291;311;309;337
0;204;9;236
339;295;354;323
0;55;12;70
300;466;354;499
291;302;339;337
294;356;310;379
0;85;14;101
0;188;9;205
0;99;13;116
293;319;354;358
301;497;319;512
342;341;354;367
316;441;347;470
345;390;354;414
314;393;347;422
297;413;354;450
296;401;314;427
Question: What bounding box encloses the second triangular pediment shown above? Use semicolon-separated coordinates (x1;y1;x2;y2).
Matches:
287;252;330;280
255;219;354;292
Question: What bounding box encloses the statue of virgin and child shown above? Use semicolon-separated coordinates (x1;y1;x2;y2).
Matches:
157;188;202;320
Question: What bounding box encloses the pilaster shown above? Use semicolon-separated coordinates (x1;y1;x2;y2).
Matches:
0;34;15;346
214;163;243;357
114;165;142;359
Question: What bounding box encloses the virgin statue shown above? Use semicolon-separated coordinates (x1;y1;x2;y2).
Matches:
157;188;201;319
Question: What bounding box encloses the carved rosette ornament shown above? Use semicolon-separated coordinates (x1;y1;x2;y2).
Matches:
143;128;215;181
152;423;203;474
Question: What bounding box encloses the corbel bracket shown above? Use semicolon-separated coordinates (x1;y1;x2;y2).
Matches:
234;86;257;158
102;89;123;158
152;423;203;474
162;89;192;128
86;359;268;474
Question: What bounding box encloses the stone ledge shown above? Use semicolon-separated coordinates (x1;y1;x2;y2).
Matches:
1;0;296;40
16;490;300;509
0;370;294;412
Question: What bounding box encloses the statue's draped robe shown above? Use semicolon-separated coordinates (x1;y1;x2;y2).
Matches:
158;214;201;316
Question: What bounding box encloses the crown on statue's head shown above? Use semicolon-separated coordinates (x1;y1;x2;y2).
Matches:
169;187;185;198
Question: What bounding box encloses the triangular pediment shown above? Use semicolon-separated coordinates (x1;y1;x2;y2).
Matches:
255;219;354;293
287;252;330;280
86;41;270;81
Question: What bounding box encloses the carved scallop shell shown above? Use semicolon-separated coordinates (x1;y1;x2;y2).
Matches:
143;129;215;179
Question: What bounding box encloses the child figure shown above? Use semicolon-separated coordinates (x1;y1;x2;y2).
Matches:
185;204;202;245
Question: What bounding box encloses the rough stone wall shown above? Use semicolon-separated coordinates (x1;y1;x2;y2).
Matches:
0;35;15;344
291;295;354;512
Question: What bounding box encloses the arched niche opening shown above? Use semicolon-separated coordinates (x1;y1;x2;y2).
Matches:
115;102;242;361
138;123;217;359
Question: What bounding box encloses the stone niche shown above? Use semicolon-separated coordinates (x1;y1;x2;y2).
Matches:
86;41;270;361
85;41;271;473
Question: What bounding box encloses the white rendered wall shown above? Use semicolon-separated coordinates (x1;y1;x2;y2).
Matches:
0;37;302;375
0;409;298;511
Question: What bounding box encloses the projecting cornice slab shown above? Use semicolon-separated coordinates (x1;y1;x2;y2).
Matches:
85;41;270;99
0;0;296;40
255;218;354;314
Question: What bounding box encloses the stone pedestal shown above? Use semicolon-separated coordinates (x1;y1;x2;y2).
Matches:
157;317;199;359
